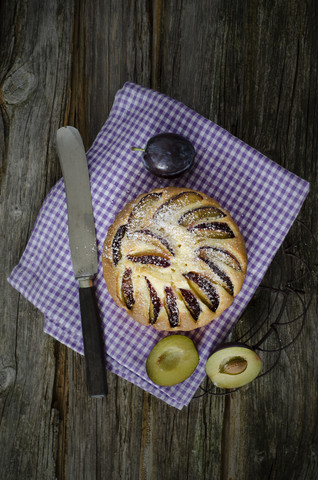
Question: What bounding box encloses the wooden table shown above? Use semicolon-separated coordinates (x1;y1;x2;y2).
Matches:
1;1;317;479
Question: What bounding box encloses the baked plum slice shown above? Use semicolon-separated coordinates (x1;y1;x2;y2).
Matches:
197;246;242;271
183;272;220;312
178;206;226;227
198;257;234;295
141;133;196;178
127;254;170;267
146;335;199;386
112;224;127;265
205;343;262;389
153;191;203;220
188;222;235;239
145;277;162;324
164;287;179;328
127;192;162;230
179;288;201;321
134;229;175;255
121;268;134;309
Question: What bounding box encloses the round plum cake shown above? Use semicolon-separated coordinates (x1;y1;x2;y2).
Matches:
102;187;247;331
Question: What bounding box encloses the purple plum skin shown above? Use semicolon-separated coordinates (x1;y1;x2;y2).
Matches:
142;133;196;178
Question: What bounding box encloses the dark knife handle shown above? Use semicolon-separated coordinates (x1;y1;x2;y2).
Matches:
79;284;107;397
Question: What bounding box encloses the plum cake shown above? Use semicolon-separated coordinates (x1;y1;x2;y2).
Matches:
102;187;247;331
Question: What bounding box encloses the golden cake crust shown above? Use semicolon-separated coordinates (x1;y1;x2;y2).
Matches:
102;187;247;331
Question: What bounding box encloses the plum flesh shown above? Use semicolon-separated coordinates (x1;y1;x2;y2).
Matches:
198;257;234;295
127;254;170;267
153;191;203;222
145;277;162;324
164;287;180;328
179;288;201;321
121;267;135;309
134;229;175;255
178;206;226;227
128;192;162;230
197;246;242;271
183;272;220;312
188;222;235;239
112;224;127;265
205;343;262;389
146;335;199;386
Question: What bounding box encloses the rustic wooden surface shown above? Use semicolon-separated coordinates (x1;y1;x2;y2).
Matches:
1;1;317;479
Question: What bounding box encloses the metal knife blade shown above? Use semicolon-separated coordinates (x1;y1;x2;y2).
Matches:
56;126;107;398
56;126;98;279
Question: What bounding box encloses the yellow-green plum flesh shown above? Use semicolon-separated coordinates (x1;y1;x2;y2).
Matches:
205;344;262;389
146;335;199;386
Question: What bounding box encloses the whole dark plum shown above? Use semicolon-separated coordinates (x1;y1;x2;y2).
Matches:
141;133;196;178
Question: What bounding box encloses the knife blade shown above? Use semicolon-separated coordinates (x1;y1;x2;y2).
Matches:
56;126;107;398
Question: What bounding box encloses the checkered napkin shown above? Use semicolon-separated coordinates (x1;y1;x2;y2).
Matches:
8;82;309;409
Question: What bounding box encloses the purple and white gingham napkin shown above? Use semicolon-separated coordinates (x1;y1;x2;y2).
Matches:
8;82;309;409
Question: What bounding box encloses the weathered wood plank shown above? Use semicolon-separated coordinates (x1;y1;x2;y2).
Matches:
222;224;318;479
1;0;317;479
52;2;228;479
0;0;74;478
216;1;318;478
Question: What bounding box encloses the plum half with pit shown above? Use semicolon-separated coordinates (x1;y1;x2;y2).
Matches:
146;335;199;386
205;343;262;389
134;133;196;178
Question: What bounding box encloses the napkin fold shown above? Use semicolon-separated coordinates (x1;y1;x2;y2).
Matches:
8;82;309;409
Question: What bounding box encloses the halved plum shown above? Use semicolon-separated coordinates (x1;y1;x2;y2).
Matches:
205;343;262;389
146;335;199;386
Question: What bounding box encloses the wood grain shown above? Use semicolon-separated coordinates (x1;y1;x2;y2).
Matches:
1;1;317;479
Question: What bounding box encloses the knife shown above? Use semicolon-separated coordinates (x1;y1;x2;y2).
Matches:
56;126;107;398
